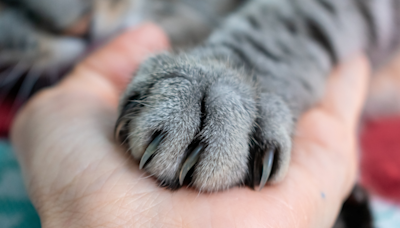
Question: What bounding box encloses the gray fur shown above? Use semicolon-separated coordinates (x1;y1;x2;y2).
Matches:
0;7;85;70
9;0;91;30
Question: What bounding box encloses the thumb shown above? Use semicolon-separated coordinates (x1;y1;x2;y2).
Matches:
60;23;170;100
319;55;370;129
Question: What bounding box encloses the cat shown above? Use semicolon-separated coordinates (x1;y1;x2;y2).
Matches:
1;0;393;227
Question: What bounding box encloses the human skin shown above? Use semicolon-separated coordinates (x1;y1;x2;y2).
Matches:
11;23;369;228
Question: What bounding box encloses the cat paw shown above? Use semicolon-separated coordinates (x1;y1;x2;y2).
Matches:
115;55;294;191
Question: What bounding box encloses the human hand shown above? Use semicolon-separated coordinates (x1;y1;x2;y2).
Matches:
11;23;370;228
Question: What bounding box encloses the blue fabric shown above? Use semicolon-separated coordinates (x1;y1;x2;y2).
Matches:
0;139;40;228
372;197;400;228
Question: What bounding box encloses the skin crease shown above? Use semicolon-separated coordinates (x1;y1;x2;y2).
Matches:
10;23;369;228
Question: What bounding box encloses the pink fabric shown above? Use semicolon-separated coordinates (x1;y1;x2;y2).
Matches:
361;117;400;203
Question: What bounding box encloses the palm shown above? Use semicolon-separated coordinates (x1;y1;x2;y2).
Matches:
11;24;368;228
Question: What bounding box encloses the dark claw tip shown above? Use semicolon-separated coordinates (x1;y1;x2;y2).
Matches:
114;118;126;142
259;148;275;191
114;101;137;143
179;144;203;186
139;134;164;170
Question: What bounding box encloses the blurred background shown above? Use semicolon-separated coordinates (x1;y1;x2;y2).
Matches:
1;0;400;227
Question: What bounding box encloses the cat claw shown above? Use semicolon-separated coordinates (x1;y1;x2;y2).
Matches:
139;134;164;169
179;144;203;186
114;102;136;142
259;148;275;191
114;115;127;142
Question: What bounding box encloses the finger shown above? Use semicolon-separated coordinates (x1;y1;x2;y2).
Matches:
288;55;371;227
63;23;170;96
319;55;370;129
